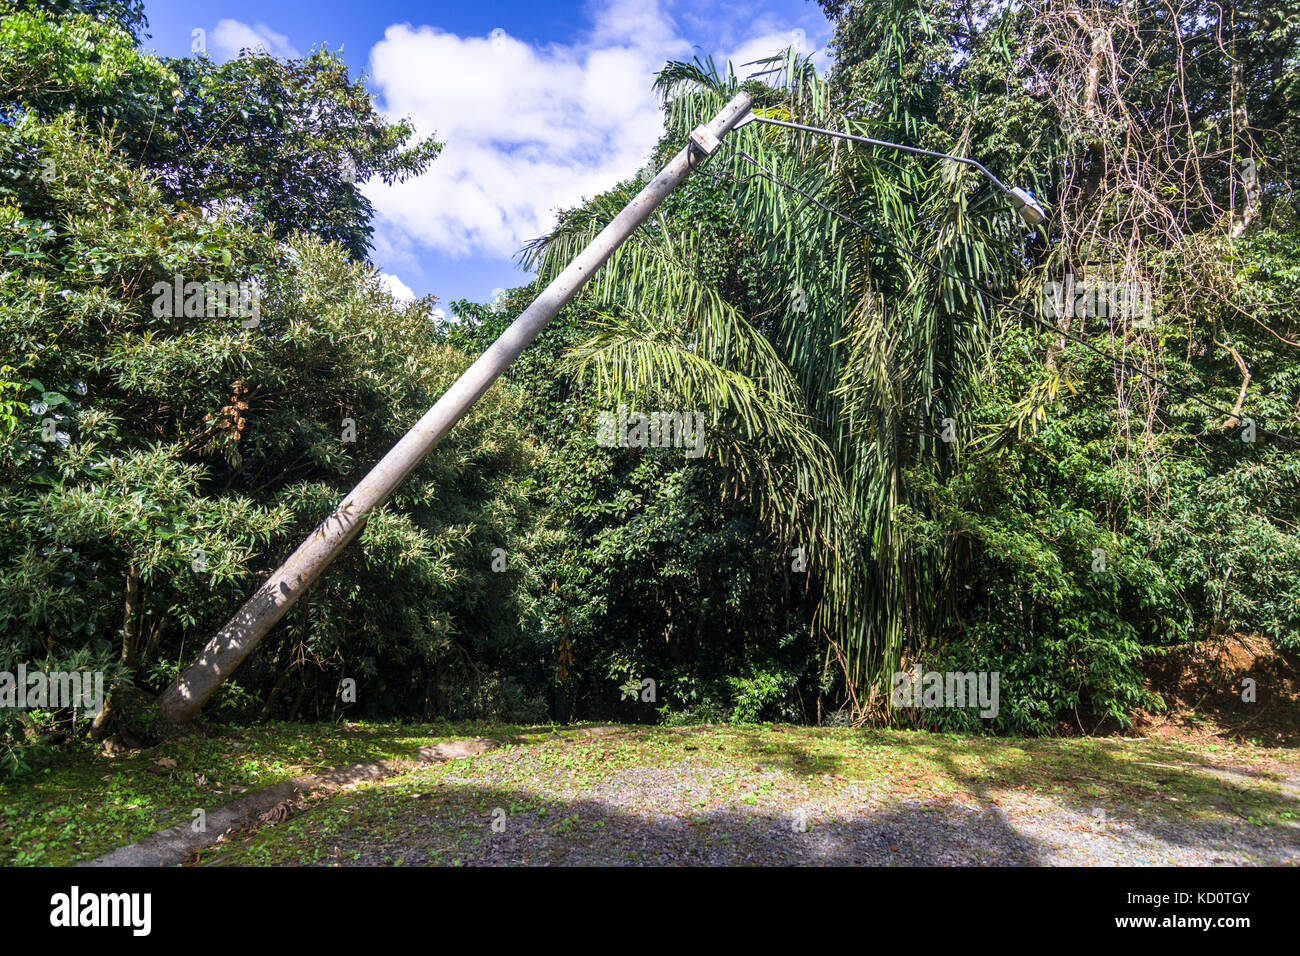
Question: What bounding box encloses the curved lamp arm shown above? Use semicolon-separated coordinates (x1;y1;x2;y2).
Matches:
736;112;1048;226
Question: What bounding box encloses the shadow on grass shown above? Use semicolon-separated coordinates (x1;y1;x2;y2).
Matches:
0;720;531;866
33;723;1298;867
198;779;1046;866
862;731;1299;860
731;730;847;777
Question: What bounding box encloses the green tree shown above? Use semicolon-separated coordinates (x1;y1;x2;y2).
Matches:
0;7;523;769
0;5;440;259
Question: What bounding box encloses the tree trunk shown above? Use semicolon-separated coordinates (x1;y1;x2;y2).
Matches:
91;565;142;740
1228;57;1259;239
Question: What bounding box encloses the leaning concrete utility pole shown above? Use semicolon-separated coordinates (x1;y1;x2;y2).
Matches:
158;91;755;723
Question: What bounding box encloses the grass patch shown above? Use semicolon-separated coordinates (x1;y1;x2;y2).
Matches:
0;719;559;865
189;724;1300;866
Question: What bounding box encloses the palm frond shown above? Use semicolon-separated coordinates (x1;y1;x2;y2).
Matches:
527;50;1016;708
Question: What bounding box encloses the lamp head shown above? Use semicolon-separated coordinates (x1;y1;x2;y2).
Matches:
1006;186;1047;226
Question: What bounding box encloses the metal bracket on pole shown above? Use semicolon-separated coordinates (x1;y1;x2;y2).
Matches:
689;125;723;157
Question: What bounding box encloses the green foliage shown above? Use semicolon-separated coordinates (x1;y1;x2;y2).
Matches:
443;295;830;726
0;6;523;771
2;0;1297;758
0;6;440;259
728;664;803;724
527;1;1300;733
160;50;441;260
3;1;146;40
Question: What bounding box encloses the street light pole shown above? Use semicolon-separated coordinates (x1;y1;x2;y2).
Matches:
158;91;756;724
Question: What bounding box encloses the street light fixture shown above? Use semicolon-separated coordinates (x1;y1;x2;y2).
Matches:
734;112;1048;226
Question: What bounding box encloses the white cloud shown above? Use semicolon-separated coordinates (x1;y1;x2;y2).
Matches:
365;0;689;262
212;19;300;61
363;0;831;269
378;272;416;304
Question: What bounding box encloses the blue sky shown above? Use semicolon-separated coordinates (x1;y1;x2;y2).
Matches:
140;0;834;313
